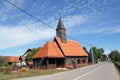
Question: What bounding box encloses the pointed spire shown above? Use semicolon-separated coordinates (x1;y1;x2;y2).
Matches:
56;17;67;43
56;17;65;30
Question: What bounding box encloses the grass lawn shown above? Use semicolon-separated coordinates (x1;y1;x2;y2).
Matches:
0;69;64;80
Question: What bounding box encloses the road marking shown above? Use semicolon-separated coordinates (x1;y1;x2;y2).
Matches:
73;65;103;80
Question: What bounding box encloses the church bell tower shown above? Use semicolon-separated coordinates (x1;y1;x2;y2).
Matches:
56;18;66;43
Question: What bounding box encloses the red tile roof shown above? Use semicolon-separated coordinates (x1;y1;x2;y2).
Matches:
33;37;88;58
55;37;88;57
8;56;19;62
33;41;64;58
27;61;33;65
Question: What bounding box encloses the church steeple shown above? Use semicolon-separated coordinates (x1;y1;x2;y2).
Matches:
56;17;66;43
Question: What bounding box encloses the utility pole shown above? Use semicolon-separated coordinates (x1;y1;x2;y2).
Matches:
90;44;95;64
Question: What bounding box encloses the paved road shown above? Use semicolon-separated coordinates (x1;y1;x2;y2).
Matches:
15;62;119;80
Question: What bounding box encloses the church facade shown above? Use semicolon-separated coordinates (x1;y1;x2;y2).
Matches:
32;18;88;69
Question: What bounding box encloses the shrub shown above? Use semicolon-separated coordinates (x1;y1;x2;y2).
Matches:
113;62;120;74
4;66;12;74
0;67;4;72
20;67;27;72
0;57;5;67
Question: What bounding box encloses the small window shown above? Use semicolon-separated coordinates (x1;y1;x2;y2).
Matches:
77;59;80;64
83;59;86;63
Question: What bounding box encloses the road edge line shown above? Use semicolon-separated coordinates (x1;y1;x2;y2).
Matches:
73;65;103;80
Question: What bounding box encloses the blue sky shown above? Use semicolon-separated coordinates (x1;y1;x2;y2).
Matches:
0;0;120;56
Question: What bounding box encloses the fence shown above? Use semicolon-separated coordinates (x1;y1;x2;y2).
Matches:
33;64;57;70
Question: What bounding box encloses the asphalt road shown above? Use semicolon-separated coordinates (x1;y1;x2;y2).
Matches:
15;62;119;80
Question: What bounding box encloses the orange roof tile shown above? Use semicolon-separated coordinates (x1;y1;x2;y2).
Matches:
9;56;19;62
33;41;64;58
55;37;88;57
27;61;33;65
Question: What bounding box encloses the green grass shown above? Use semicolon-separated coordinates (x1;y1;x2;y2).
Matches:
0;69;64;80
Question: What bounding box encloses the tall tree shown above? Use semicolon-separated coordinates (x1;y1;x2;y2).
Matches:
108;50;120;61
25;47;40;62
101;54;107;61
92;47;104;61
0;57;4;67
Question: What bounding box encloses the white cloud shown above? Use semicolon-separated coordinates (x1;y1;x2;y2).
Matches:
59;6;75;14
63;15;88;28
1;12;119;50
0;24;55;50
0;13;88;50
104;27;120;35
104;49;120;56
104;50;111;55
42;14;88;29
78;26;120;35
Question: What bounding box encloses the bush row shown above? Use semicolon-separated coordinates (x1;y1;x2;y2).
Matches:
113;61;120;73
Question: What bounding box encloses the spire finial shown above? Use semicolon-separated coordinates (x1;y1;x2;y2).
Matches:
59;15;62;22
59;12;62;19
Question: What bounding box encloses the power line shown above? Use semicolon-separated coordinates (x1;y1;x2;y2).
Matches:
0;2;85;48
3;0;76;45
4;0;91;47
0;2;48;42
4;0;78;40
5;0;55;29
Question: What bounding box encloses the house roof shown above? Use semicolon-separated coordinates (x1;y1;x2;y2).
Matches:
23;48;32;56
0;56;19;62
55;37;88;57
0;56;9;62
8;56;19;62
33;41;64;58
19;55;25;61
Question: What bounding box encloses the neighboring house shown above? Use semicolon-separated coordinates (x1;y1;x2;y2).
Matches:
23;48;39;66
0;56;9;63
0;56;20;66
8;56;19;65
33;18;88;69
23;48;32;57
19;55;26;66
22;48;33;66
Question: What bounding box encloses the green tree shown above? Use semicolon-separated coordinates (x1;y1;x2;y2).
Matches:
108;50;120;61
101;54;107;61
92;47;104;61
0;57;4;67
25;47;40;62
